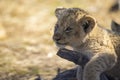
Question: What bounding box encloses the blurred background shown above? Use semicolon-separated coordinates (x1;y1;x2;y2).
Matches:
0;0;120;80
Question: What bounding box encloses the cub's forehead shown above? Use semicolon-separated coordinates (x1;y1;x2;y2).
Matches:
62;8;87;15
57;8;88;22
56;8;88;27
61;8;87;18
57;15;76;28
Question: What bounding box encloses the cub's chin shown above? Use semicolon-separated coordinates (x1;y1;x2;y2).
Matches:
57;44;66;48
56;43;74;50
55;42;68;48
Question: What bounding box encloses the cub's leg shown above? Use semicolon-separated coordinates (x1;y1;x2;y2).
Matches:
77;66;83;80
83;53;117;80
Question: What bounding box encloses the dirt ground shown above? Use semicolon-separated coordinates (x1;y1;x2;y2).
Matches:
0;0;120;80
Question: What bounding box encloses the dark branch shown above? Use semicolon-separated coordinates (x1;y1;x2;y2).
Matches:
57;48;89;67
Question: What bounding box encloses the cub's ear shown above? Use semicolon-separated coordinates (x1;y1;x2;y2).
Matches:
111;20;120;32
55;8;66;19
79;15;96;34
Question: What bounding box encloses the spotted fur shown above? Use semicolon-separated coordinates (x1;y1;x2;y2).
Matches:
53;8;120;80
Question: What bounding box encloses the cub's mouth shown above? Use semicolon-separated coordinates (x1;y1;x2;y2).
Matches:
56;42;68;45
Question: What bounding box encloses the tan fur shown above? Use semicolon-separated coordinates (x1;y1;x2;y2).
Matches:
53;8;120;80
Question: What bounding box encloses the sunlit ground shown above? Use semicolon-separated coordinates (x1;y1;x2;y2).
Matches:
0;0;120;80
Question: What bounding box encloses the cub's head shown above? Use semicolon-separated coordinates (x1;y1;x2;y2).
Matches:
53;8;96;48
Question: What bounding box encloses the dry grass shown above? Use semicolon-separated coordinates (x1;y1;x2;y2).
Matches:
0;0;120;80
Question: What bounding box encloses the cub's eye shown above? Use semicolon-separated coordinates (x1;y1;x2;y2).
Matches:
65;27;72;33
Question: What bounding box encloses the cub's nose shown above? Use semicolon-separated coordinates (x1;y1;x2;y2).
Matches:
53;33;61;41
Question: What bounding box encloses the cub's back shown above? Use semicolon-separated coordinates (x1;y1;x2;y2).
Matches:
106;21;120;78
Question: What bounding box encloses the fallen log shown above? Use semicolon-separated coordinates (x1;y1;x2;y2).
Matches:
53;48;113;80
57;48;89;67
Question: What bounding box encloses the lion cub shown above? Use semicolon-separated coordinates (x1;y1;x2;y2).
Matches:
53;8;120;80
